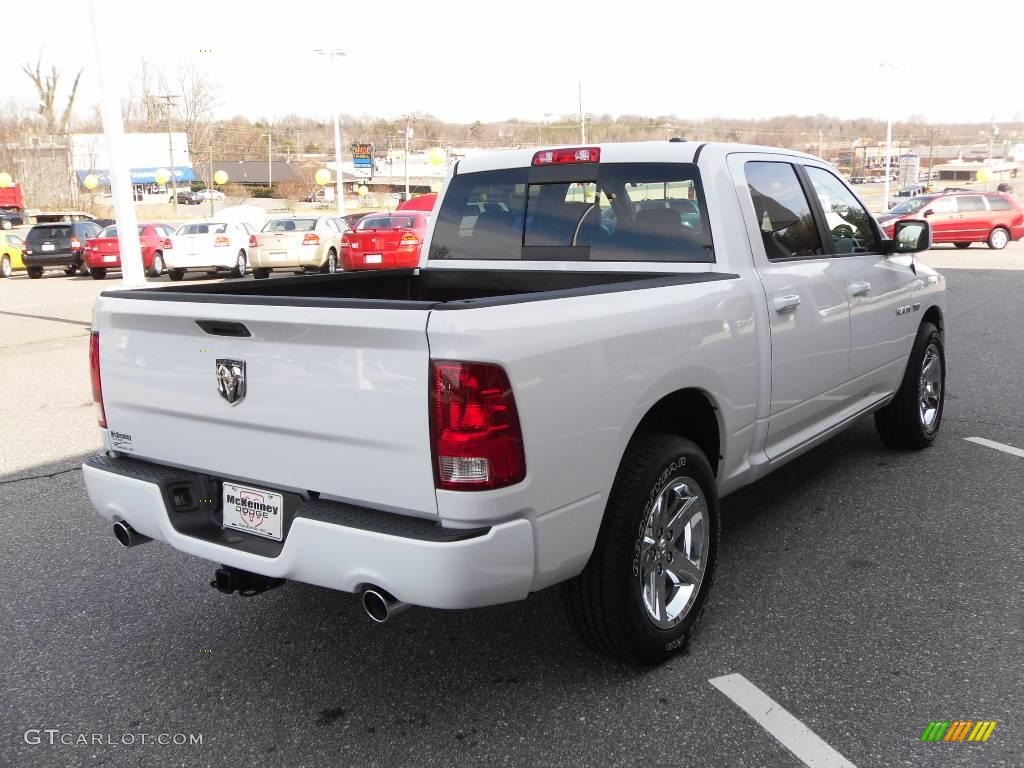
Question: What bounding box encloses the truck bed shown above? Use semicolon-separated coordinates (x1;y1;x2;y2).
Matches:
101;268;732;310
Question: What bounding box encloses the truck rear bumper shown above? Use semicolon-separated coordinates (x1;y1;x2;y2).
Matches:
82;456;535;609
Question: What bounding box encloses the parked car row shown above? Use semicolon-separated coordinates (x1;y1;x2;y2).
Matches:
171;189;225;205
4;194;441;279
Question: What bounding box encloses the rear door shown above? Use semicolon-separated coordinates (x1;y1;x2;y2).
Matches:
94;297;439;516
731;156;852;459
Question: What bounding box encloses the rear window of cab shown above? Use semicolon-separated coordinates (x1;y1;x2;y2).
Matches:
428;162;713;263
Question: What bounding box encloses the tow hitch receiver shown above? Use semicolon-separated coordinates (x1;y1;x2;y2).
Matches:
211;565;285;596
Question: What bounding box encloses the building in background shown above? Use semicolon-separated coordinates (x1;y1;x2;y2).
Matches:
71;132;194;200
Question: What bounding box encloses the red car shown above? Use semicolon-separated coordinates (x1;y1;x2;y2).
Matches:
877;192;1024;250
341;212;430;270
84;222;177;279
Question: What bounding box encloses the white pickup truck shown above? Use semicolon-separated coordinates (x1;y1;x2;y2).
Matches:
83;142;945;664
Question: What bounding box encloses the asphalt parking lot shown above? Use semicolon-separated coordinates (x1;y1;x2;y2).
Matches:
1;245;1022;767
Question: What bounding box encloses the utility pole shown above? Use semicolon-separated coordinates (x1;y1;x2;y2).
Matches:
578;81;586;143
266;129;272;190
404;116;411;202
927;129;937;191
208;137;215;217
818;129;824;159
156;94;180;212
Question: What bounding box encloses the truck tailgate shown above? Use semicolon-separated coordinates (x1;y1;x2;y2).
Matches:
93;297;437;517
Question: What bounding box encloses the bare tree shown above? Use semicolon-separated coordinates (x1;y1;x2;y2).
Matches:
175;63;219;178
21;55;83;136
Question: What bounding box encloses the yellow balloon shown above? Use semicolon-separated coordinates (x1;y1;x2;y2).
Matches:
214;170;229;186
0;172;12;188
976;167;991;182
357;185;368;197
428;147;446;166
83;174;99;190
314;168;332;186
154;168;171;185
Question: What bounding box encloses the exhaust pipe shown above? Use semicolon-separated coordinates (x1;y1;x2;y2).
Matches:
113;521;152;548
361;587;410;624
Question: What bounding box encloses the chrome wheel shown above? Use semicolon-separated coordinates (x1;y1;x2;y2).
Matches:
328;252;338;274
918;343;942;432
1;256;11;278
639;476;709;629
988;228;1008;250
151;254;164;275
237;251;247;277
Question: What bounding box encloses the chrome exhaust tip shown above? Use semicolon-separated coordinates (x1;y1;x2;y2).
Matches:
113;521;152;548
361;587;409;624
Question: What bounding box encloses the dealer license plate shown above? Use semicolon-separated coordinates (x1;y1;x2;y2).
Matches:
104;255;118;263
42;243;55;251
222;482;284;541
365;253;382;264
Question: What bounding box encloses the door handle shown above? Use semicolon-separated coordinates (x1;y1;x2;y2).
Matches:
848;281;871;297
773;294;801;313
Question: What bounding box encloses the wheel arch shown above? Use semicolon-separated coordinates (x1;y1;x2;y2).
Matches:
921;304;943;337
630;387;723;478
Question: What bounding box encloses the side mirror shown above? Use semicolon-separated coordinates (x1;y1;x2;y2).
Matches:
883;219;931;255
922;208;934;217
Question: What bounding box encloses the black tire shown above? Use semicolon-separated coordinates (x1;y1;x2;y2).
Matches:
147;252;164;277
27;267;43;279
874;321;944;450
563;434;720;665
230;250;247;278
252;268;270;279
1;219;11;230
64;265;77;276
987;227;1009;250
0;255;11;278
90;268;107;280
953;242;970;249
168;269;185;281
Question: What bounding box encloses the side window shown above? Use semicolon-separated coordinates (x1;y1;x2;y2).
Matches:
744;161;823;260
804;166;880;254
986;195;1013;211
325;218;339;232
958;195;986;213
927;197;956;214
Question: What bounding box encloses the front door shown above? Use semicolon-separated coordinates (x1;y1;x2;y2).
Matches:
954;194;989;240
733;157;852;459
922;195;958;242
802;164;916;401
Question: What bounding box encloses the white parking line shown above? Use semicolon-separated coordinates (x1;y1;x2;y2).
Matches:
963;437;1024;459
709;673;857;768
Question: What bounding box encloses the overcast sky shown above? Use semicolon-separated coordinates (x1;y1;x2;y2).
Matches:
8;0;1024;126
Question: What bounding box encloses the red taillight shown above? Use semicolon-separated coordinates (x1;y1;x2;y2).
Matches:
249;235;258;248
398;233;420;249
532;147;600;166
70;238;82;250
214;235;230;246
429;361;525;490
163;238;172;249
89;331;106;428
302;233;320;245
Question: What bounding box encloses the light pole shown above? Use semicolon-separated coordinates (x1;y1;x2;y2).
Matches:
314;48;347;214
87;0;145;287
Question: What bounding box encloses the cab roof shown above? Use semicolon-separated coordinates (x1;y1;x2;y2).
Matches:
455;141;817;175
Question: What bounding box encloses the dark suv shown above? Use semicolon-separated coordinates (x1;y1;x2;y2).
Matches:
22;221;103;278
